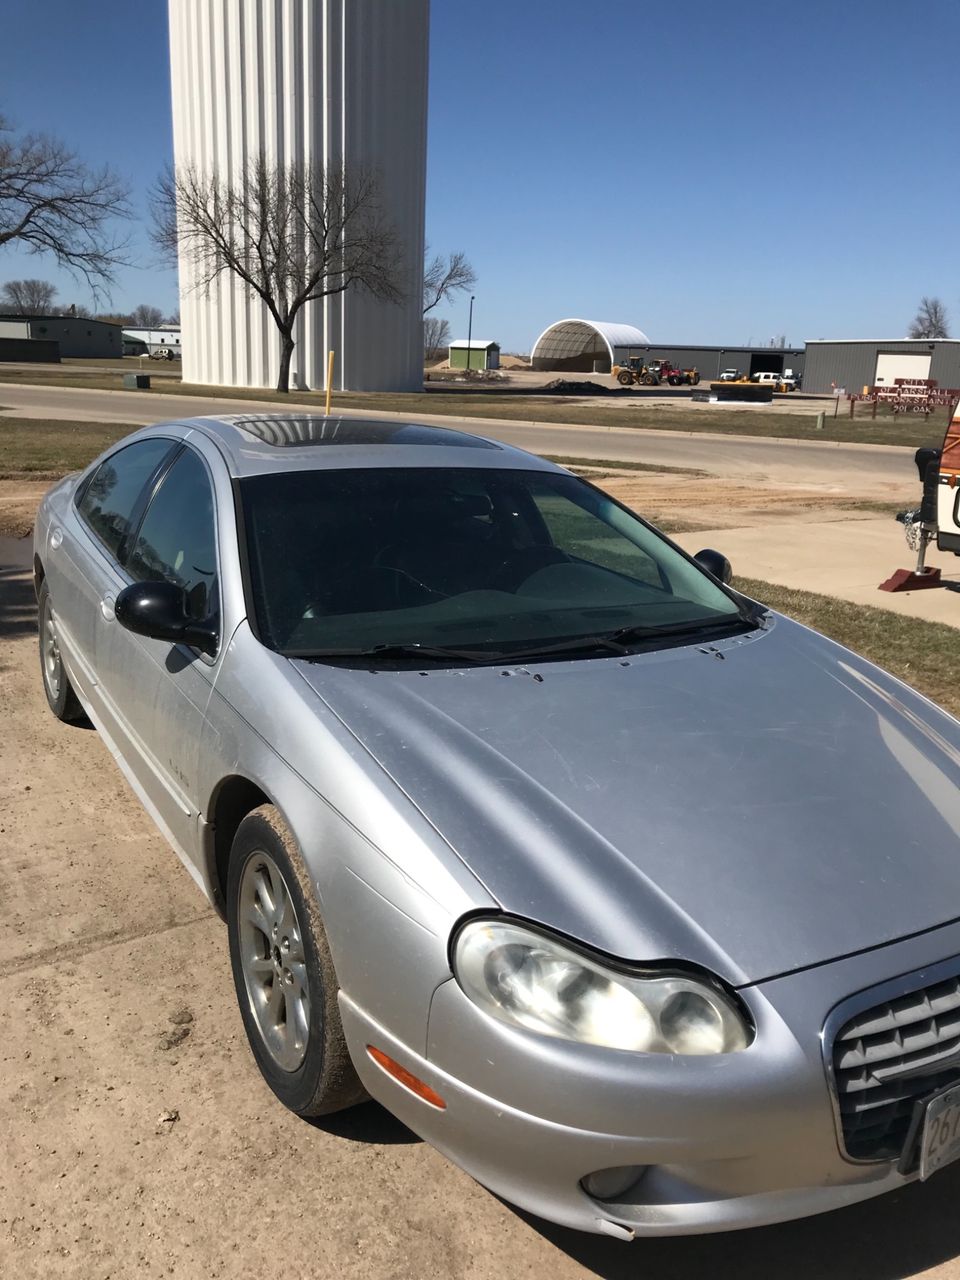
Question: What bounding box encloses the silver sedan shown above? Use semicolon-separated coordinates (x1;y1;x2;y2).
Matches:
33;414;960;1239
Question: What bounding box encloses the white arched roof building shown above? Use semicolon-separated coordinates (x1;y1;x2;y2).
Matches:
531;319;651;373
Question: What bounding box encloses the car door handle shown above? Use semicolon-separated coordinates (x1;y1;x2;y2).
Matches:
99;594;116;622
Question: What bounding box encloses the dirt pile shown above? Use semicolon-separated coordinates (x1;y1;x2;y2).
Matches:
541;379;614;396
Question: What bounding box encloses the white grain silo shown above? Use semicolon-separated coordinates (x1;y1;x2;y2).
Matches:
168;0;429;391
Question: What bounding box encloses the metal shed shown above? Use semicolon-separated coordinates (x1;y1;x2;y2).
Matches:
448;340;500;371
531;320;651;373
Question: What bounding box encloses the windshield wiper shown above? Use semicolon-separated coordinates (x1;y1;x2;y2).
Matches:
298;641;493;663
606;612;759;645
298;635;634;664
295;609;767;667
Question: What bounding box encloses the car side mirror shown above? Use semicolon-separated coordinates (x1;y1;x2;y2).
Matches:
115;581;218;656
694;548;733;585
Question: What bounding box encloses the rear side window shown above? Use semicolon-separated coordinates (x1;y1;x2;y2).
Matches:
77;438;173;560
127;447;219;624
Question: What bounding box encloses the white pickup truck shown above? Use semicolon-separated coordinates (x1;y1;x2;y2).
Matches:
752;371;796;391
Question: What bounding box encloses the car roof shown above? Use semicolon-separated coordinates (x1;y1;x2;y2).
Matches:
165;414;563;479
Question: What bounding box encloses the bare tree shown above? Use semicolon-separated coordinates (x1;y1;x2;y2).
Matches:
166;310;180;325
1;277;57;312
424;315;450;361
908;296;950;339
149;163;178;267
158;157;403;392
422;247;476;315
131;303;164;327
0;115;130;294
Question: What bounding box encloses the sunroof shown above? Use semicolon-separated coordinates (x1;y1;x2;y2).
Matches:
224;416;498;449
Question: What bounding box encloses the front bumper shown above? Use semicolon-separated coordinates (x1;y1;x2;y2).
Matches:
339;922;960;1237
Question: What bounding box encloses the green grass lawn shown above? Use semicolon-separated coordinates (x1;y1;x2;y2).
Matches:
0;417;141;478
737;577;960;718
60;356;181;376
0;363;950;449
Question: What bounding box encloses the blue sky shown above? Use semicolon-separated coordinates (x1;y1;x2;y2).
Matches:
2;0;958;352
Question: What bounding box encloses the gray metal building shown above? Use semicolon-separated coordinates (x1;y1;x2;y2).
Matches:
802;340;960;394
0;315;122;359
630;344;805;382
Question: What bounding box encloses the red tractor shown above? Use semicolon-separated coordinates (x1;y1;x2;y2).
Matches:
611;357;700;387
659;360;700;386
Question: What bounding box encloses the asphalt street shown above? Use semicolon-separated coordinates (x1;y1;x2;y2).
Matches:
0;381;919;497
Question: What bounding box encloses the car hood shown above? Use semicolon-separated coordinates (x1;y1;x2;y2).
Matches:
292;617;960;986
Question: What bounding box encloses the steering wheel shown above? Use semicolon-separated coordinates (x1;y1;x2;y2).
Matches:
491;546;571;591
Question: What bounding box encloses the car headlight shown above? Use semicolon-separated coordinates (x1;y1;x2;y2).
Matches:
453;919;751;1054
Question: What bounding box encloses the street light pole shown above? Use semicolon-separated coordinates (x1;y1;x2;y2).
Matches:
466;294;475;372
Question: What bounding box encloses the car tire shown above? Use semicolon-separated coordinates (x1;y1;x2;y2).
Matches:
38;580;85;723
226;804;366;1117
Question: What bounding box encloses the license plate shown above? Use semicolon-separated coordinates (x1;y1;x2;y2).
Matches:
919;1081;960;1180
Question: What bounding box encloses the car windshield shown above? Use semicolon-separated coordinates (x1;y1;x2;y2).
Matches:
240;466;747;661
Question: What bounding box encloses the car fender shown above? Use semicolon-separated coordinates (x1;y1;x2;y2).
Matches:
198;626;495;1053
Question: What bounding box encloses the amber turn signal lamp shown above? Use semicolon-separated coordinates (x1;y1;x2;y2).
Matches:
366;1045;447;1110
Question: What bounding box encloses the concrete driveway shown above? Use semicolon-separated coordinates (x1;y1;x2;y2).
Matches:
5;549;960;1279
674;517;960;628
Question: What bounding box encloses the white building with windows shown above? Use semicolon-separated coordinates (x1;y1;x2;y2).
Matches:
122;326;182;359
167;0;429;392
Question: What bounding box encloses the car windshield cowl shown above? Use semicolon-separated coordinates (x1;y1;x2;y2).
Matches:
292;610;763;668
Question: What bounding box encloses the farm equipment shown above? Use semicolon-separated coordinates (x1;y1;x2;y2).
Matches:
612;356;650;386
612;357;700;387
667;362;700;386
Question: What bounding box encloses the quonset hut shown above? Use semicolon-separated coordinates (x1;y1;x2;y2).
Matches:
531;320;650;373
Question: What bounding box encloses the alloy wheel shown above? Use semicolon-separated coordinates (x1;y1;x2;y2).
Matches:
42;599;62;700
237;851;311;1072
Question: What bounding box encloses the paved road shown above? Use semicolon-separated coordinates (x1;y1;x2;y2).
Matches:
0;381;920;496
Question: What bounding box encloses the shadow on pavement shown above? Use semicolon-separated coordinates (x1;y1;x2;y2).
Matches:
308;1099;421;1147
514;1162;960;1279
0;564;37;640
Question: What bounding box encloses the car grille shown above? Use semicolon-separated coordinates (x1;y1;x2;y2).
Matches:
832;972;960;1162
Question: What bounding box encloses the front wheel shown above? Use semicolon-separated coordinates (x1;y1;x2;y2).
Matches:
38;580;85;723
226;805;366;1117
